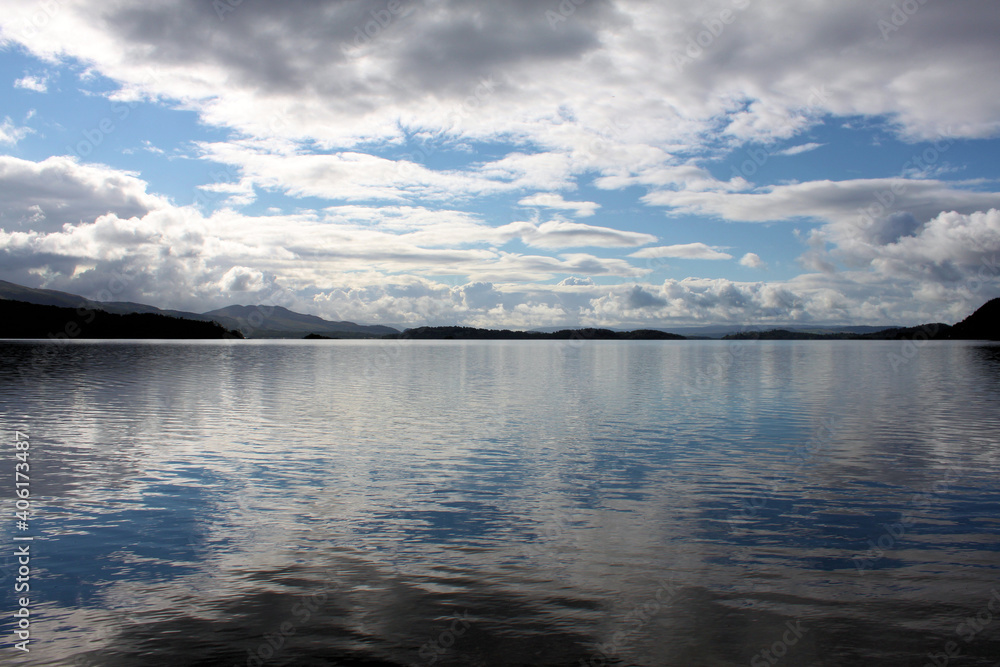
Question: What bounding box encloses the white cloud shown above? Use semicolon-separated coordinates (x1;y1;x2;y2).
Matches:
3;3;1000;327
644;178;1000;229
514;219;656;249
0;117;33;145
518;193;600;217
196;142;577;203
2;0;998;205
3;156;996;327
0;155;160;231
0;157;652;311
739;252;767;269
14;74;48;93
840;209;1000;284
558;276;595;287
630;243;732;260
776;142;824;157
219;266;268;293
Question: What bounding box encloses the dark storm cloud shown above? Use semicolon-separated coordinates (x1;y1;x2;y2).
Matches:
101;0;613;100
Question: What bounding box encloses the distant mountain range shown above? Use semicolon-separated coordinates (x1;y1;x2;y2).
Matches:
0;279;997;341
392;326;686;340
723;298;999;341
201;305;398;338
0;280;397;338
530;324;893;339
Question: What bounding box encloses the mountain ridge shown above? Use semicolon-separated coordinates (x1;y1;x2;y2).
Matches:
202;304;398;337
0;280;396;338
1;280;997;340
0;299;241;339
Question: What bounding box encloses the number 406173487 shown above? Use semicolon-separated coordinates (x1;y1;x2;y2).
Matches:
14;431;29;522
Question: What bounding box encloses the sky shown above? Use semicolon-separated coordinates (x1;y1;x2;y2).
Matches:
1;0;999;329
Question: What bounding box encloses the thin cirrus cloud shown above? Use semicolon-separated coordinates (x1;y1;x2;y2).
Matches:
518;193;601;217
630;243;733;261
776;143;824;157
514;220;656;249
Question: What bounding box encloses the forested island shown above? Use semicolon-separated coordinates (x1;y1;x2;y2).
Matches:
723;298;999;341
385;327;687;340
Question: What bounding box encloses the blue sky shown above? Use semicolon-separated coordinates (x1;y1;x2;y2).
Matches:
1;0;999;328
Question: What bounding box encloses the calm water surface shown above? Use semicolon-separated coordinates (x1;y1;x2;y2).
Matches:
1;339;999;666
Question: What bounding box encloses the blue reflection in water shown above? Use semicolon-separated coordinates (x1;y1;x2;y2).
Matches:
0;339;998;666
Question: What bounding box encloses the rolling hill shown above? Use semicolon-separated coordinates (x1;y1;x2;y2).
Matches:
0;280;398;338
202;305;398;337
0;299;241;339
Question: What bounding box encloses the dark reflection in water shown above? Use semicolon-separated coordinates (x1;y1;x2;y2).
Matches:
1;339;999;666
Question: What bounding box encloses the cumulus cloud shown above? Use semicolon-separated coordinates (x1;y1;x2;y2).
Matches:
0;156;160;231
630;243;732;260
845;209;1000;284
558;276;595;287
739;253;767;269
14;74;48;93
219;266;268;293
626;285;668;309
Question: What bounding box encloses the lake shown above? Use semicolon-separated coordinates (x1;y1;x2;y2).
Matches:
1;339;999;666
